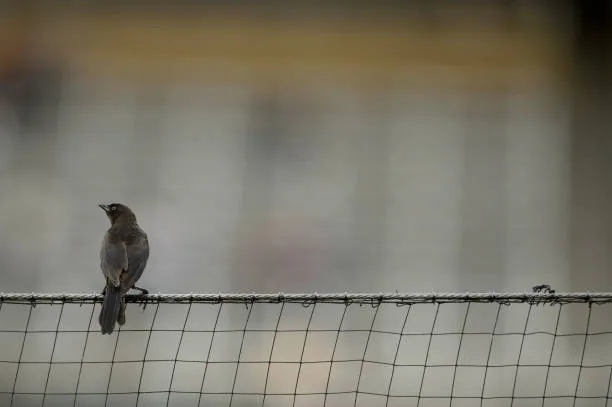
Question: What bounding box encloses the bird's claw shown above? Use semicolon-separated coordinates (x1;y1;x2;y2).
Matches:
132;286;148;295
130;286;148;310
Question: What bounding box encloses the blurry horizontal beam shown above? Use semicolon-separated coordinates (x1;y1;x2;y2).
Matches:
0;11;563;89
0;291;609;305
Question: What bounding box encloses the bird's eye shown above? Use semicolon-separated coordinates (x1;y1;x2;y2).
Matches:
110;206;117;212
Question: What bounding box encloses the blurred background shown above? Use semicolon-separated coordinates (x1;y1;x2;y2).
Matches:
1;0;610;295
1;1;612;405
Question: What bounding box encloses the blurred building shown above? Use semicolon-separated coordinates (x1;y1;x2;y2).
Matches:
0;1;578;295
2;1;612;406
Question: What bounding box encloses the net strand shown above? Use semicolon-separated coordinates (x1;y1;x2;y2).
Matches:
5;390;612;399
41;302;65;407
0;359;607;368
479;303;502;407
228;302;254;407
353;302;381;407
197;303;223;407
605;364;612;406
385;304;412;407
510;303;533;405
9;305;33;407
542;303;563;407
134;302;160;407
72;303;96;407
322;304;348;407
104;307;122;407
449;303;471;403
261;302;285;407
2;327;609;336
417;303;441;407
572;304;593;406
292;303;317;407
166;302;193;406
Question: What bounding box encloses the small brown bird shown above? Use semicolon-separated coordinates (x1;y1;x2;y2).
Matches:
98;203;149;334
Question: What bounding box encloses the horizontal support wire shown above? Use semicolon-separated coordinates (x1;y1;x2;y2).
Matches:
0;291;611;305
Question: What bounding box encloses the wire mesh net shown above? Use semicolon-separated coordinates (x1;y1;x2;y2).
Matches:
0;292;611;407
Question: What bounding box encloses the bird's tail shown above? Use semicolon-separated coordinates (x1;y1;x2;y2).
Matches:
99;284;122;334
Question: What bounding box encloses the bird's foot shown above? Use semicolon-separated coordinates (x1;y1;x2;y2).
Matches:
132;286;149;295
131;286;149;310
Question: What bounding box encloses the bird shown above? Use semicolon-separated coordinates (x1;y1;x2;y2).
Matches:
98;203;149;334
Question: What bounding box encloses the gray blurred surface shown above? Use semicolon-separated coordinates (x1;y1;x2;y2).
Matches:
0;81;571;294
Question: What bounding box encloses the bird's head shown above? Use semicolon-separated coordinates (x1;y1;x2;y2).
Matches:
98;203;136;225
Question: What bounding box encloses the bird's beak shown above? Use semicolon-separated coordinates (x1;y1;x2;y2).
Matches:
98;204;110;213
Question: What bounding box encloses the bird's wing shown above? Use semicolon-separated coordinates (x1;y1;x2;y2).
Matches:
100;236;128;287
122;234;150;291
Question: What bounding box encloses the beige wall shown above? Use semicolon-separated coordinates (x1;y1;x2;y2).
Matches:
0;10;562;89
